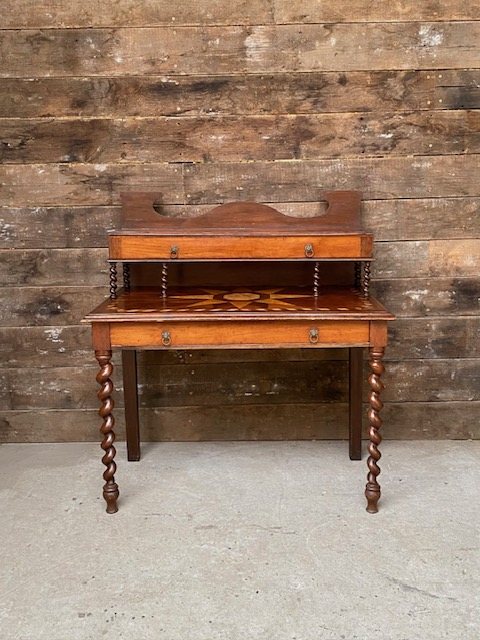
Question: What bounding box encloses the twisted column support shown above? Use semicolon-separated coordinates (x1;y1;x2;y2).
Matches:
362;261;371;299
313;262;320;297
161;263;168;298
95;350;119;514
365;347;385;513
109;262;118;300
122;262;131;292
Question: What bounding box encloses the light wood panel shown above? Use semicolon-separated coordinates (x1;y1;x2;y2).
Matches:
274;1;480;23
1;23;478;77
2;1;275;29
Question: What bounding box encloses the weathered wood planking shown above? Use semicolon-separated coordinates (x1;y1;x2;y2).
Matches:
1;359;479;412
1;2;479;443
373;278;480;317
2;1;275;28
0;163;183;206
5;0;480;28
0;287;106;326
1;23;479;77
1;156;479;207
1;317;477;371
274;1;480;23
2;402;479;443
183;156;480;202
1;240;479;286
2;111;479;163
1;279;479;329
0;326;348;368
1;199;479;249
2;71;479;118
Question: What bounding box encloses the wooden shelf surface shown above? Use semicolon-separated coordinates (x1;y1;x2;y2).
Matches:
84;286;395;323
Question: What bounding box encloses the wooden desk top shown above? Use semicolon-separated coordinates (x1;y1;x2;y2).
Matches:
84;286;394;323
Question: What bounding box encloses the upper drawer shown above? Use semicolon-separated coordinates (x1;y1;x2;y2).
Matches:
109;235;373;260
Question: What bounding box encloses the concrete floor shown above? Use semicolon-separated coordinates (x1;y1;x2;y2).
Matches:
0;441;478;640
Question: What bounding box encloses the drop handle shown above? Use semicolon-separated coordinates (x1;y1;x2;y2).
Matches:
309;328;319;344
170;245;179;259
304;243;314;258
161;330;172;346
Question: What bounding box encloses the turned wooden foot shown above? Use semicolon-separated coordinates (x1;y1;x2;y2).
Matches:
365;347;385;513
95;350;119;514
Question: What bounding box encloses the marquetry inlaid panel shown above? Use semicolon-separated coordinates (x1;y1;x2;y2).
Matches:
85;286;393;322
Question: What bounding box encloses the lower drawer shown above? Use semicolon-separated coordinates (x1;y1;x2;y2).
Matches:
110;321;370;348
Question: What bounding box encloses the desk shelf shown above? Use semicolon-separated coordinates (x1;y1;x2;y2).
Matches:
86;286;393;322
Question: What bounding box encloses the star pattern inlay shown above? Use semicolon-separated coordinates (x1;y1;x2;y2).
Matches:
168;287;314;311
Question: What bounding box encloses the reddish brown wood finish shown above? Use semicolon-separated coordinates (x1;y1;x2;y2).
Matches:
109;234;371;260
365;346;385;513
84;193;395;514
119;191;364;233
95;350;119;514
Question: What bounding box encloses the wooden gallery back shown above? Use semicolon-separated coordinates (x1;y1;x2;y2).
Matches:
0;2;479;442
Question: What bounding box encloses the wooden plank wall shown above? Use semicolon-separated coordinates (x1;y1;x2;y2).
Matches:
1;1;479;442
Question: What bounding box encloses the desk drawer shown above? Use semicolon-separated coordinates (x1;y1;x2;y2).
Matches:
109;235;371;260
110;321;369;348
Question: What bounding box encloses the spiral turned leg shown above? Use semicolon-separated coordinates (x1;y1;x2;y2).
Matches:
365;347;385;513
95;351;119;514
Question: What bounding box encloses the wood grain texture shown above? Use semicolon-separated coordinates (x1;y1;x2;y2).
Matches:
1;198;479;249
0;315;477;370
1;242;479;285
1;2;479;442
2;71;478;118
1;156;478;207
183;156;480;202
274;1;480;23
1;359;479;412
2;402;479;443
2;1;275;28
1;23;479;78
0;163;183;206
2;111;478;164
5;0;480;28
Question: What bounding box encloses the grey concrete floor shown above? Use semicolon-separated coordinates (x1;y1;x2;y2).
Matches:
0;441;478;640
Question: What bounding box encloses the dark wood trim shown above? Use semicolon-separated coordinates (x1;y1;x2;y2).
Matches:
122;349;140;462
349;347;363;460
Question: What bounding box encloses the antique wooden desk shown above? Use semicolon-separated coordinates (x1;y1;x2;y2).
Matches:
83;191;394;514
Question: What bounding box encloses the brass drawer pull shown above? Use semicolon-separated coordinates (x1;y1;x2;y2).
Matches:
304;243;314;258
161;330;171;346
309;328;319;344
170;245;179;259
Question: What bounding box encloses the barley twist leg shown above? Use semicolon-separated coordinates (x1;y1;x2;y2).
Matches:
95;350;119;514
365;347;385;513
